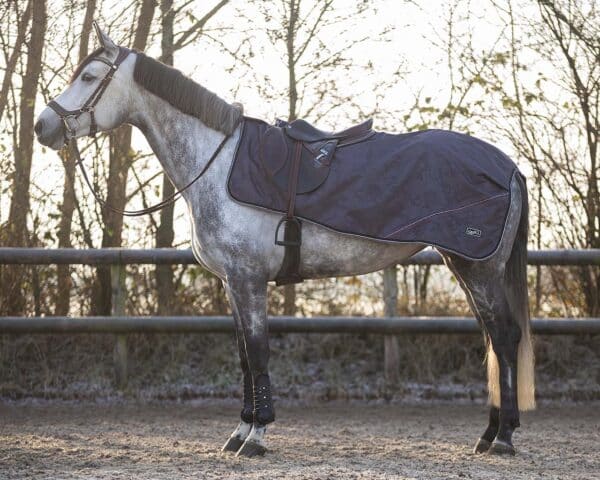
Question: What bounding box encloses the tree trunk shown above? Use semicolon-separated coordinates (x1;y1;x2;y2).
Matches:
419;264;431;308
6;0;46;244
0;0;46;315
0;1;32;123
55;0;96;316
155;0;176;315
90;0;155;315
91;126;135;314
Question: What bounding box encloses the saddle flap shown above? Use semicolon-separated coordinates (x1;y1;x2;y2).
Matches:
296;139;337;193
260;126;335;195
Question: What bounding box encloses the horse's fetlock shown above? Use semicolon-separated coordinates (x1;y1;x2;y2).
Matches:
255;406;275;425
253;373;274;425
241;406;254;424
499;410;520;429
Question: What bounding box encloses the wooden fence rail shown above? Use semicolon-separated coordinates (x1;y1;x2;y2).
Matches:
1;316;599;335
0;247;599;265
1;248;598;388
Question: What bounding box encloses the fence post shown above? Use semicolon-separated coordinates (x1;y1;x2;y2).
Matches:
111;264;128;389
383;265;400;384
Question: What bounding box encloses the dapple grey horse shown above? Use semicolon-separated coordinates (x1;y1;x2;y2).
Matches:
35;26;535;457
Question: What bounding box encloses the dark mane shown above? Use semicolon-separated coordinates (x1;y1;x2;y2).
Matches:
70;47;104;83
133;52;243;135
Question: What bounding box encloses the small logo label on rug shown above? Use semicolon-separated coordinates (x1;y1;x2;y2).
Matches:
465;226;482;237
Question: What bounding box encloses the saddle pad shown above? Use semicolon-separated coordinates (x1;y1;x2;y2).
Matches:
228;117;519;260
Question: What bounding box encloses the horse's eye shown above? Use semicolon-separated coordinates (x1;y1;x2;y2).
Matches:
81;72;95;82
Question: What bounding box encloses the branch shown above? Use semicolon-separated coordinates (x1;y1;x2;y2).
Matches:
172;0;229;51
0;0;32;122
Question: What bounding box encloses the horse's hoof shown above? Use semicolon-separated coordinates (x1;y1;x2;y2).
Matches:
235;439;267;458
487;440;516;456
473;438;492;454
222;436;244;453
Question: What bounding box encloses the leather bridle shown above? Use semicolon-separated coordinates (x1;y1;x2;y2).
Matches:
49;47;131;139
48;46;237;217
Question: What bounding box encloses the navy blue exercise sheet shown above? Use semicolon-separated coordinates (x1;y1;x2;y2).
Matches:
228;117;520;260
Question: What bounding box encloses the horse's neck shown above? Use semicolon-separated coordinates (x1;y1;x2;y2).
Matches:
128;91;226;192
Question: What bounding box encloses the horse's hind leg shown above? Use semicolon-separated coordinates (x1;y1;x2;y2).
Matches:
445;254;523;454
440;173;535;455
221;282;254;452
442;257;500;453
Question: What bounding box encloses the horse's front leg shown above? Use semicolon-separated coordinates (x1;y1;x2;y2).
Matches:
223;275;273;457
221;282;254;453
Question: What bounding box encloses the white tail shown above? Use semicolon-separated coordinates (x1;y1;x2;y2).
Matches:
488;173;535;412
487;327;535;411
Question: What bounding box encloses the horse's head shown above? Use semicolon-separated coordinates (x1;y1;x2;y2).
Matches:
35;23;133;150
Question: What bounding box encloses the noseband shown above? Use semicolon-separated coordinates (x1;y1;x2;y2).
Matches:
48;46;237;217
48;47;131;139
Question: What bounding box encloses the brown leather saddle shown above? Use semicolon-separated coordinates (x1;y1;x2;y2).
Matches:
261;118;374;194
260;118;374;285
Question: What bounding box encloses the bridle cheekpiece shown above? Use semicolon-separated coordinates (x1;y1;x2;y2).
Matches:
48;46;130;141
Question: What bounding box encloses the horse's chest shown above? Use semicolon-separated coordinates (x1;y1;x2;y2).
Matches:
190;228;228;279
188;198;231;279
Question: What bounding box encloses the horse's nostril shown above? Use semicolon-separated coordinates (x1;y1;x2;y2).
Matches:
34;119;44;136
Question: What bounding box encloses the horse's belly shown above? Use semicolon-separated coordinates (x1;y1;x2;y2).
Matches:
299;222;425;278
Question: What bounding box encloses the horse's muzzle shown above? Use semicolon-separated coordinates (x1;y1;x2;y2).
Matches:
35;108;66;150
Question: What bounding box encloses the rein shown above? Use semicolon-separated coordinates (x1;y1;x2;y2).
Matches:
69;131;234;217
50;45;236;217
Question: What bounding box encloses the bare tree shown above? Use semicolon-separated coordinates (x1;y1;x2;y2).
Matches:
0;0;47;315
154;0;177;315
54;0;97;316
0;1;32;123
154;0;230;315
91;0;156;315
536;0;599;315
485;0;599;315
253;0;382;315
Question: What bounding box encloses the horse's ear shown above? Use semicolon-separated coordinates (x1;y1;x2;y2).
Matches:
92;21;118;52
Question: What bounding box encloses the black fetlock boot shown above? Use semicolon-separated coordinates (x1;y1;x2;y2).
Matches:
474;406;499;454
222;375;254;452
235;374;275;457
253;373;275;425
